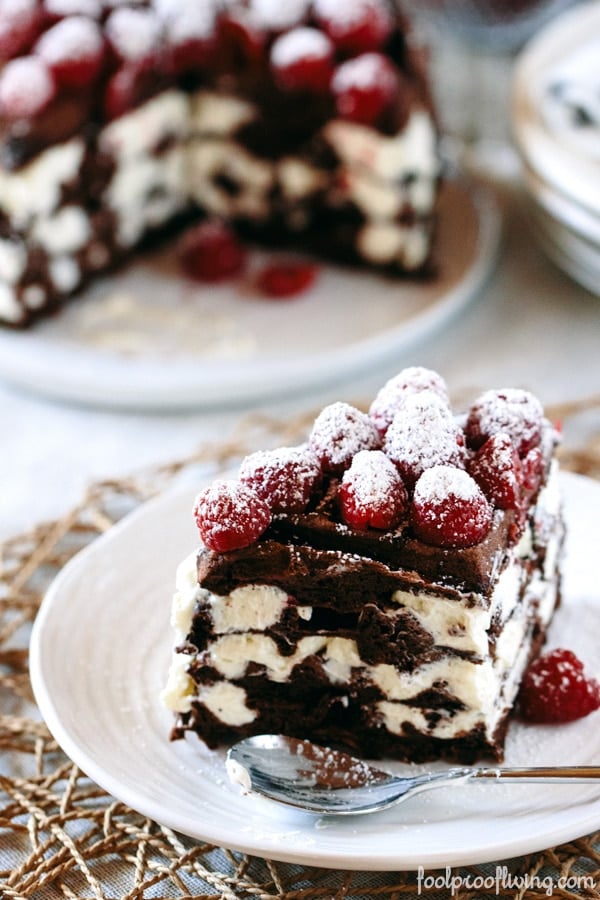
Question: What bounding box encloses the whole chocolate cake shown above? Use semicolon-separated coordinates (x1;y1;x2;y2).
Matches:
162;368;565;763
0;0;440;326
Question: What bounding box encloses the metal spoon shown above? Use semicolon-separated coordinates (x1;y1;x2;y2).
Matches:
226;734;600;816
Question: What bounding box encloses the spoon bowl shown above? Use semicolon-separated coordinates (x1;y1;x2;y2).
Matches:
226;734;600;816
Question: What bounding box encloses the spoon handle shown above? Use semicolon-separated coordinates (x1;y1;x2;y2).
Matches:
473;766;600;783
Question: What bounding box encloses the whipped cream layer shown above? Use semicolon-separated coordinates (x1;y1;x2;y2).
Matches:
0;85;440;325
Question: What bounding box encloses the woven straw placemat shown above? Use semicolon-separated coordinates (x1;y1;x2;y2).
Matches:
2;399;600;900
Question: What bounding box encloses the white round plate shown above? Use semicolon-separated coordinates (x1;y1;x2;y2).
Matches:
512;2;600;216
0;179;499;411
527;203;600;297
30;471;600;871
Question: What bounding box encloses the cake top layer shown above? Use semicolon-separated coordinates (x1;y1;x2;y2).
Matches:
193;367;560;595
0;0;430;170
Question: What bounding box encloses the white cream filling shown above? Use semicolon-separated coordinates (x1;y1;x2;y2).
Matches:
0;138;85;228
32;205;91;255
0;283;22;323
190;90;256;136
0;238;26;284
99;89;190;162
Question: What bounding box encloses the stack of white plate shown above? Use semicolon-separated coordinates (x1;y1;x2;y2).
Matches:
512;1;600;296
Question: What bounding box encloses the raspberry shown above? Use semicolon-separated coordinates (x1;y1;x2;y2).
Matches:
518;649;600;724
314;0;393;53
411;465;493;548
158;2;217;74
239;445;321;514
465;388;544;457
218;12;265;66
250;0;311;31
369;367;449;435
309;402;381;475
339;450;408;531
36;16;105;89
0;0;42;60
332;52;399;125
44;0;102;21
469;432;523;510
177;221;247;283
384;390;465;487
270;27;333;93
0;56;56;118
193;480;271;552
522;445;545;492
103;63;142;120
256;261;318;298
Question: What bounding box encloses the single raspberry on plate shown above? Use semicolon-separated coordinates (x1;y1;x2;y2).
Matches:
0;56;56;118
239;445;321;513
465;388;544;457
339;449;408;530
369;367;449;435
384;390;465;487
518;648;600;724
469;432;523;510
256;261;318;298
36;16;105;89
177;220;247;283
270;27;334;93
309;402;381;475
332;52;399;125
193;480;271;552
411;465;493;548
314;0;393;54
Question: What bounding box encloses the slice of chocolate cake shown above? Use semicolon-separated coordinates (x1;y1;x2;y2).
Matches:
162;368;564;763
0;0;440;327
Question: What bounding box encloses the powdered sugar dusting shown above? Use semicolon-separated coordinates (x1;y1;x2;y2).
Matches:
45;0;102;17
37;16;104;63
250;0;311;30
466;389;544;456
416;465;483;505
310;402;381;474
332;51;395;92
0;0;37;19
193;479;271;553
271;27;332;68
340;449;407;530
384;390;465;484
239;444;321;513
314;0;390;29
412;465;493;548
370;366;449;434
105;7;162;61
155;0;217;42
0;56;55;117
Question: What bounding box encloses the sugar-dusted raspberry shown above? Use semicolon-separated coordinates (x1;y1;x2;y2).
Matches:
521;445;545;492
177;220;247;283
0;0;42;60
314;0;393;54
250;0;311;31
240;445;321;514
218;11;265;66
0;56;56;118
340;449;407;531
411;465;493;548
469;432;523;510
193;479;271;552
44;0;102;21
465;388;544;457
369;367;449;435
309;402;381;475
105;7;163;65
257;261;318;298
36;16;105;89
518;648;600;724
156;0;217;74
270;27;334;93
332;52;399;125
384;390;465;487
